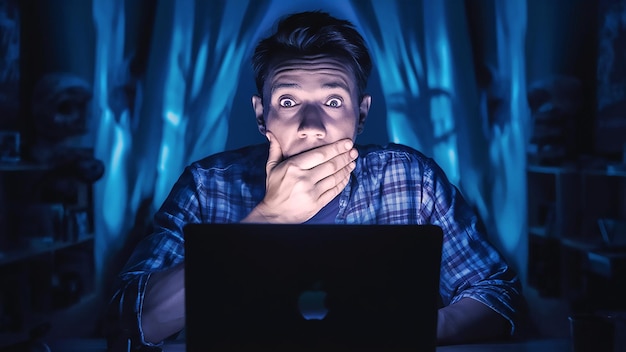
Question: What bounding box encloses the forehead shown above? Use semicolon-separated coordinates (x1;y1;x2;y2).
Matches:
264;55;357;95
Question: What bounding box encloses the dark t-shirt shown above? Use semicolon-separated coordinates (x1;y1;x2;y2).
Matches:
303;195;340;224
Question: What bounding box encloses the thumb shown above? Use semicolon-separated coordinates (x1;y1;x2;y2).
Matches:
265;131;283;174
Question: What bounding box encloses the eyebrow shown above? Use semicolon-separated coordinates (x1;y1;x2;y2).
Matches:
271;83;300;93
271;81;351;94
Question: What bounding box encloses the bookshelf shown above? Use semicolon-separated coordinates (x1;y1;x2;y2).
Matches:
0;161;96;348
527;163;626;307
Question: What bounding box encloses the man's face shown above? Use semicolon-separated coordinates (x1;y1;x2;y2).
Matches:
252;55;371;159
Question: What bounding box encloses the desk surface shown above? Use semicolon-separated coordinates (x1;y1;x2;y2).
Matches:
438;338;572;351
48;338;572;352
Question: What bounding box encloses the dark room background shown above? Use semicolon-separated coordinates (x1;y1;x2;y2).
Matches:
1;0;625;344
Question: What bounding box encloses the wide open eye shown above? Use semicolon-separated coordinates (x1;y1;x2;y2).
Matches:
279;97;297;107
325;98;343;108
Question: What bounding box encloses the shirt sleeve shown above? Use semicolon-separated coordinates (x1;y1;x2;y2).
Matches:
421;158;523;336
104;166;203;349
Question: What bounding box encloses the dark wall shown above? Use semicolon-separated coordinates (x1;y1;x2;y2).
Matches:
19;0;95;154
0;0;20;132
15;0;612;161
526;0;600;158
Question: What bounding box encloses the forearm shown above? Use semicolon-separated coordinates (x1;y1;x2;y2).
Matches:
141;263;186;344
437;297;510;345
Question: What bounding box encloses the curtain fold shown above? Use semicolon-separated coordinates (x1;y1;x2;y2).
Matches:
92;0;132;290
488;0;529;279
91;0;530;288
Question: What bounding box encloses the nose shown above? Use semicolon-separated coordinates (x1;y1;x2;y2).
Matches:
297;104;326;139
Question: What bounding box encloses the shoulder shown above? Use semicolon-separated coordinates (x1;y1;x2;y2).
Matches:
356;143;434;166
189;143;269;171
354;143;451;183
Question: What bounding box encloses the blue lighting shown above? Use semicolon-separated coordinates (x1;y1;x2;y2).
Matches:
165;111;181;127
89;0;531;289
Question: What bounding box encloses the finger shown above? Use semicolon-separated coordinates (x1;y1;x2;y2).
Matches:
308;147;358;182
293;138;355;170
315;160;355;194
265;131;283;174
316;161;356;205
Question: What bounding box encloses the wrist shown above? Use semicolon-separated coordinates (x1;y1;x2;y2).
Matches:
241;204;275;223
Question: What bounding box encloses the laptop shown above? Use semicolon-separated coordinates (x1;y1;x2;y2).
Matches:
183;223;443;351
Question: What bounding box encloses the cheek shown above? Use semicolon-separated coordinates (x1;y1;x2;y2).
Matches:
263;114;299;143
328;113;359;136
264;114;292;131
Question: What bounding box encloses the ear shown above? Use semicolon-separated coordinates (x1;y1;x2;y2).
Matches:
357;95;371;134
252;95;266;135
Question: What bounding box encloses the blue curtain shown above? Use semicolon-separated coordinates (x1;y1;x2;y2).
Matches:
91;0;529;289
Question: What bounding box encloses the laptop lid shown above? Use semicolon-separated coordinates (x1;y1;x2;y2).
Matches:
183;223;443;351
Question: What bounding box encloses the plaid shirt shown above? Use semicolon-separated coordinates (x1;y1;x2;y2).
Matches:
107;142;522;348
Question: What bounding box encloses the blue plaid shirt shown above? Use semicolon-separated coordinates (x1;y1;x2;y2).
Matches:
107;142;522;348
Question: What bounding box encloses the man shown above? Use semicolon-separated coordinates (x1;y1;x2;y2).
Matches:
105;10;523;350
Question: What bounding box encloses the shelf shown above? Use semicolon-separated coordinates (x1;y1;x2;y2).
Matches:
588;249;626;277
0;149;98;343
527;163;626;177
527;164;579;174
580;166;626;178
560;237;607;251
529;226;549;237
0;162;52;172
0;234;94;267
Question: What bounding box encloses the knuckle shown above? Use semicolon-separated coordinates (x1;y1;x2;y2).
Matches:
312;149;328;161
326;158;339;172
284;160;301;173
